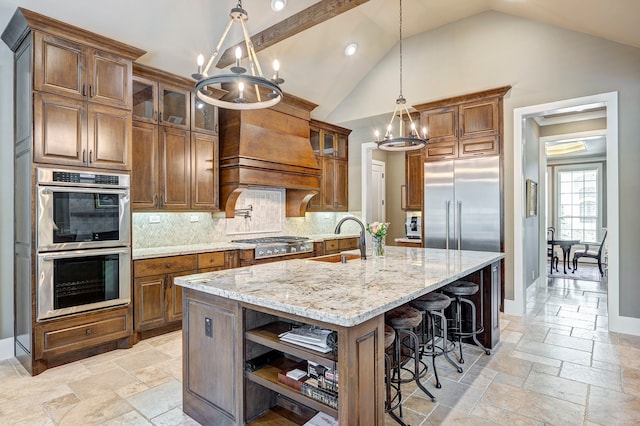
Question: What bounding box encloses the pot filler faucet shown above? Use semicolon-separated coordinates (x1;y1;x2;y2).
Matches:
334;217;367;260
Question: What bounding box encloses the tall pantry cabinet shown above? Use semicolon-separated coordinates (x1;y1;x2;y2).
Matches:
2;8;145;375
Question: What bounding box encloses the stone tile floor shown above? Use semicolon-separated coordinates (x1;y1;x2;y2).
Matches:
1;272;639;425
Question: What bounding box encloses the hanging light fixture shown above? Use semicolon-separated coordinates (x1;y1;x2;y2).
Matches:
192;0;284;110
375;0;427;151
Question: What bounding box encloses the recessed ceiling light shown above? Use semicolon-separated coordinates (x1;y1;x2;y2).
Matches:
271;0;286;12
345;43;358;56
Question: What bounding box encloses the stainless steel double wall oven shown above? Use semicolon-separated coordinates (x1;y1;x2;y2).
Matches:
36;167;131;321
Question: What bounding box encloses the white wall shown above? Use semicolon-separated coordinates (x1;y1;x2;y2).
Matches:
332;11;640;316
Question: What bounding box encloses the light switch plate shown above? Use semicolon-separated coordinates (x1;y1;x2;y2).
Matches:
149;215;160;223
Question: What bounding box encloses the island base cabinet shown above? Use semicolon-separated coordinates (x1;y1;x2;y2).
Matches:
182;288;242;426
181;287;386;425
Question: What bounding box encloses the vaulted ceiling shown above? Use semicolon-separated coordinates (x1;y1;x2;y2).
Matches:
1;0;639;121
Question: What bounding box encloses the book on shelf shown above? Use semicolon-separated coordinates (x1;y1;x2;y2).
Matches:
304;411;338;426
308;361;339;391
301;380;338;409
278;326;335;353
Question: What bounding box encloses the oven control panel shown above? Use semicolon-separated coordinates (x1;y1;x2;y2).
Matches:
37;167;130;188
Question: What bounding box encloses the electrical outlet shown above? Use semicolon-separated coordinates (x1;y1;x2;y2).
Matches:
149;215;160;224
190;215;199;222
205;317;213;337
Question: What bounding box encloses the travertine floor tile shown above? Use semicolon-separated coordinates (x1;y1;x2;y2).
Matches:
544;332;594;352
560;361;623;391
471;401;544;426
68;368;137;399
515;339;592;365
125;379;182;420
622;366;640;397
424;405;494;425
480;381;585;425
523;370;588;405
57;391;133;425
586;386;640;425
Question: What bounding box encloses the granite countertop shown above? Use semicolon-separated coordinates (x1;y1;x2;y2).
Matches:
132;234;360;260
394;237;422;244
175;246;504;327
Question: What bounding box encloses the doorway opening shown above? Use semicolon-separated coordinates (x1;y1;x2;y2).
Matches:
512;91;626;333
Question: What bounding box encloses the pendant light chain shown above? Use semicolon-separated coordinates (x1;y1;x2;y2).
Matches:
399;0;403;99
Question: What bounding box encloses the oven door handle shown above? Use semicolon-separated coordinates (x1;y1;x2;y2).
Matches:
39;185;129;196
42;248;130;261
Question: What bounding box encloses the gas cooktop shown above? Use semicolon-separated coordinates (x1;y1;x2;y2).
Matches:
231;236;313;259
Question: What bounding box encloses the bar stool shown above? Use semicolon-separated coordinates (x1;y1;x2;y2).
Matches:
384;325;407;426
385;305;437;402
410;292;463;389
443;281;490;364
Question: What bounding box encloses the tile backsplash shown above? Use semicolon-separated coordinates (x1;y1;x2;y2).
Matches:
132;188;363;248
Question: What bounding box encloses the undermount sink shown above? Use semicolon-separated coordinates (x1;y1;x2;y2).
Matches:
309;253;362;263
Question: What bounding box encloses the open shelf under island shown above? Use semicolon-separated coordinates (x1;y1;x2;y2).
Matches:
175;246;504;425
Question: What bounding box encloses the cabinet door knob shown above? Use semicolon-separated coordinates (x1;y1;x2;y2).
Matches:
166;263;172;268
85;329;92;335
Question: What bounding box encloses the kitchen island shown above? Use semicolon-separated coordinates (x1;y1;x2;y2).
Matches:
175;246;504;425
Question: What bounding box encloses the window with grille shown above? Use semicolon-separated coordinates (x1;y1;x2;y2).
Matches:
556;164;602;242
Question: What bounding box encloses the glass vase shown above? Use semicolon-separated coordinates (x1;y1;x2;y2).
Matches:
372;236;385;257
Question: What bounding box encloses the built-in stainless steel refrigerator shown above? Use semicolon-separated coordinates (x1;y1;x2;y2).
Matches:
423;156;501;252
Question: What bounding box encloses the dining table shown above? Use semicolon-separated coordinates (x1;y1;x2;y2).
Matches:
548;239;581;274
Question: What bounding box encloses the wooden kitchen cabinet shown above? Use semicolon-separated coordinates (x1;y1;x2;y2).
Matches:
131;64;220;211
190;132;219;211
34;32;132;109
160;127;191;210
414;87;510;161
134;254;198;332
307;120;351;212
404;148;424;211
131;63;219;212
323;237;359;255
133;251;239;337
28;29;138;171
33;92;132;170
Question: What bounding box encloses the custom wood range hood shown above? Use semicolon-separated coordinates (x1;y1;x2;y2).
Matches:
218;93;321;218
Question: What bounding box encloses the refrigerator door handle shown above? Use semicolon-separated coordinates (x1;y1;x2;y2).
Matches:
445;201;450;250
457;201;462;250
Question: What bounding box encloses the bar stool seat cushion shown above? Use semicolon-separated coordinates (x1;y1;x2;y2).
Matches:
443;281;479;296
384;325;396;349
410;292;451;311
385;305;422;329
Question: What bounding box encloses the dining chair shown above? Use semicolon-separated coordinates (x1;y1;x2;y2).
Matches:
547;227;559;274
572;231;608;276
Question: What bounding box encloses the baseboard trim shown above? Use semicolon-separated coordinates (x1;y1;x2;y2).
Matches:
504;298;524;316
610;315;640;337
0;337;13;360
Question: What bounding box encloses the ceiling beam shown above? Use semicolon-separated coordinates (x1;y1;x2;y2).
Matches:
216;0;370;69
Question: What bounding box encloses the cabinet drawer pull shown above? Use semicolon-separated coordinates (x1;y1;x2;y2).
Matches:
166;263;172;268
85;328;92;335
89;150;93;163
82;149;86;163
